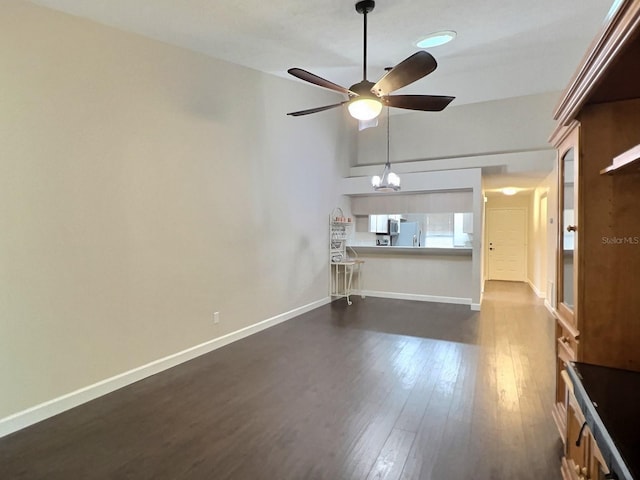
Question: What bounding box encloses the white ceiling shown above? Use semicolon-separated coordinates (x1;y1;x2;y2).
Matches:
29;0;613;107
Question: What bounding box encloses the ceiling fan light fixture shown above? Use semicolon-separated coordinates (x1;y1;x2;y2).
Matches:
348;97;383;121
416;30;456;49
286;1;454;118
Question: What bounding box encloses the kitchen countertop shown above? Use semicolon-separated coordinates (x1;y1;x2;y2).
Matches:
347;245;472;256
567;362;640;480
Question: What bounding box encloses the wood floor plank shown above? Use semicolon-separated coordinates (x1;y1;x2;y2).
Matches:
0;281;562;480
366;428;416;480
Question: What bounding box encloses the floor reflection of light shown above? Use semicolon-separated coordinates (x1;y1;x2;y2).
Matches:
390;338;468;394
434;342;463;397
391;338;424;390
496;351;520;412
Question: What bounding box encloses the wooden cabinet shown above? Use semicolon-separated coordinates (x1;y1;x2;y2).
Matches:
561;391;611;480
551;100;640;373
550;0;640;476
563;392;588;480
564;362;640;479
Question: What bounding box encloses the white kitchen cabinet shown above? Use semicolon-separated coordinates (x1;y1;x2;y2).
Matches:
462;212;473;234
368;214;389;233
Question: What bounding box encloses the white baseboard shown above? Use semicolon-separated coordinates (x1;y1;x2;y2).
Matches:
544;300;556;316
362;290;473;307
527;280;545;299
0;297;331;439
471;292;483;311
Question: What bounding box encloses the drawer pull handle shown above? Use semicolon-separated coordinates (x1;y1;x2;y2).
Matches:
576;421;587;447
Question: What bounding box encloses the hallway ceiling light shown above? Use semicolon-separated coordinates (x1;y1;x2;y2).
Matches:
502;187;518;196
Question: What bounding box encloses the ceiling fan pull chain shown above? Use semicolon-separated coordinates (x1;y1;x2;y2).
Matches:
386;105;390;165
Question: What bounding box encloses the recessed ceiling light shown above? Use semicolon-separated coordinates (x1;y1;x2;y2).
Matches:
416;30;456;49
502;187;518;196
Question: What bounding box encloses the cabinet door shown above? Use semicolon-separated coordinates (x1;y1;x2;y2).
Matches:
557;129;579;328
552;365;570;444
377;215;388;232
587;434;611;480
368;215;376;233
368;215;389;233
462;212;473;234
565;394;589;479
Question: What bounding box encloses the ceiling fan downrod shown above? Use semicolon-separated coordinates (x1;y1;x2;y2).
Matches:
355;0;375;81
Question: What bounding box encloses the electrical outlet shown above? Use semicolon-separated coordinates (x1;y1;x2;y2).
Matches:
213;311;220;324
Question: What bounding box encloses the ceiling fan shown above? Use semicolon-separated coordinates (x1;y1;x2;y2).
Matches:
287;0;454;121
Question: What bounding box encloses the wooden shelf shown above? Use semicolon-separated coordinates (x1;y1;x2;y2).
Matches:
601;143;640;175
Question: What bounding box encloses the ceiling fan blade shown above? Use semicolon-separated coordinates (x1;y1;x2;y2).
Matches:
384;94;455;112
287;101;349;117
288;68;355;96
371;51;438;96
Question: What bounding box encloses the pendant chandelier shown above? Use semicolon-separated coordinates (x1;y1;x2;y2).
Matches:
371;106;400;192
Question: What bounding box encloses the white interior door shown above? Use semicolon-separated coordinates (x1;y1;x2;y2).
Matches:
487;208;527;281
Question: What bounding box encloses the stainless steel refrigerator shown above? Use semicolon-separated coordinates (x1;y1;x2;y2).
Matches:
395;221;421;247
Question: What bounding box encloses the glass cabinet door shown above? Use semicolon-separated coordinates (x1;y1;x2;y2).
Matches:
558;144;577;325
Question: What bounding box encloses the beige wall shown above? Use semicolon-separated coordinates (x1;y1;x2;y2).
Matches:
356;253;473;301
0;1;352;418
528;173;555;299
485;194;532;210
533;169;558;306
356;92;558;166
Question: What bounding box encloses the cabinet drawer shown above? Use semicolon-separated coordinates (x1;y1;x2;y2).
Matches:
558;336;576;363
556;317;579;361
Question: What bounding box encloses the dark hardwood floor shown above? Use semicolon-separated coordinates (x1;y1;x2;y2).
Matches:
0;281;562;479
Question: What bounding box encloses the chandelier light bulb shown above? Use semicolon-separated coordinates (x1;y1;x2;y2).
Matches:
387;171;400;187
